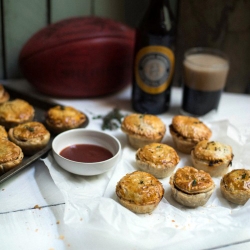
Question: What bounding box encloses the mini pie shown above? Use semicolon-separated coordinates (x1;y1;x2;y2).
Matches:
136;143;180;178
0;98;35;129
0;84;10;103
169;115;212;154
191;140;233;177
8;121;51;155
116;171;164;214
169;166;215;208
45;105;87;134
121;113;166;149
0;138;24;175
220;169;250;205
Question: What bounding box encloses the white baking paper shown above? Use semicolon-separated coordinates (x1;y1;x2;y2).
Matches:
42;120;250;249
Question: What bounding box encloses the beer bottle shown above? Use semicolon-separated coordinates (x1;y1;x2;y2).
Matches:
132;0;176;114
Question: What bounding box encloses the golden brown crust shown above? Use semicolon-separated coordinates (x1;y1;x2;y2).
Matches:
0;125;8;139
171;116;212;141
173;166;214;194
136;143;180;178
191;140;233;177
8;121;51;155
169;166;215;207
220;169;250;205
169;116;212;154
0;99;34;129
0;138;24;175
45;105;86;134
116;171;164;214
0;84;10;104
121;113;166;149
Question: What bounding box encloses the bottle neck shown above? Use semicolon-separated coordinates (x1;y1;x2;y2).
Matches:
140;0;175;34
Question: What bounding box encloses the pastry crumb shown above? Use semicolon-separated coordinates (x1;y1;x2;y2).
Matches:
59;235;65;240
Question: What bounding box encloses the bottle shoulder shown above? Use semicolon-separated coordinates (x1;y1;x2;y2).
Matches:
134;29;175;49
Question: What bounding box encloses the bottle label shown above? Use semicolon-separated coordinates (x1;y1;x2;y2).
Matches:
135;45;174;94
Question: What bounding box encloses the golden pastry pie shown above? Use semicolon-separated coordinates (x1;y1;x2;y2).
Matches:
136;143;180;178
169;166;215;208
0;138;24;175
116;171;164;214
45;105;86;134
169;115;212;154
220;169;250;205
8;121;51;155
0;84;10;103
191;140;233;177
121;113;166;149
0;99;35;129
0;125;8;139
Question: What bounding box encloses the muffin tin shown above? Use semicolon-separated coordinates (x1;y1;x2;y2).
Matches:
0;85;89;184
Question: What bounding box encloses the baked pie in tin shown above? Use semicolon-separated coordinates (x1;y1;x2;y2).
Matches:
169;115;212;154
220;169;250;205
169;166;215;208
8;121;50;155
191;140;233;177
116;171;164;214
136;143;180;178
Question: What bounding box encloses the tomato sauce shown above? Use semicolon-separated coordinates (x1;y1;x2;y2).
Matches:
60;144;113;163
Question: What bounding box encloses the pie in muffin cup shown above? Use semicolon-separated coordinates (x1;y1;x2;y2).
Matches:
169;115;212;154
191;140;233;177
136;143;180;178
169;166;215;208
116;171;164;214
121;113;166;150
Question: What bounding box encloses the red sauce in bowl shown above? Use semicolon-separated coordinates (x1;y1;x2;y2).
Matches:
60;144;113;163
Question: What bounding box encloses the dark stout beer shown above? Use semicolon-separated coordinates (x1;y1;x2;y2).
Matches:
182;85;222;116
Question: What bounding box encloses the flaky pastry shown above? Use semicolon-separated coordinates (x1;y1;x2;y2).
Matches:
116;171;164;214
169;166;215;208
0;99;34;129
220;169;250;205
8;121;51;155
191;140;233;177
121;113;166;149
0;125;8;139
0;138;24;175
136;143;180;178
45;105;86;134
169;115;212;154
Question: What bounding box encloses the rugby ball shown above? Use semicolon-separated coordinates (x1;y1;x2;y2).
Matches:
19;16;135;98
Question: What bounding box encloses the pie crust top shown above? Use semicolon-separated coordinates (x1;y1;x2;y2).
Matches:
170;115;212;142
0;125;8;139
192;140;233;163
136;143;180;168
221;169;250;193
0;99;34;123
0;138;23;164
173;166;215;194
46;105;86;129
116;171;164;205
9;121;50;143
121;113;166;140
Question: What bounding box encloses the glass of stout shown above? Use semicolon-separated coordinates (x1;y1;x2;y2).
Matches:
180;47;229;117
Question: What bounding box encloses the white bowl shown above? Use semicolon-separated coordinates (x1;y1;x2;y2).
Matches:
52;129;121;176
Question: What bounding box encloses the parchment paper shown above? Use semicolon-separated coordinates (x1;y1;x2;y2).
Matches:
42;119;250;249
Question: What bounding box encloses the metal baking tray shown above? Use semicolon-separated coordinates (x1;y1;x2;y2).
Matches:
0;85;89;184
